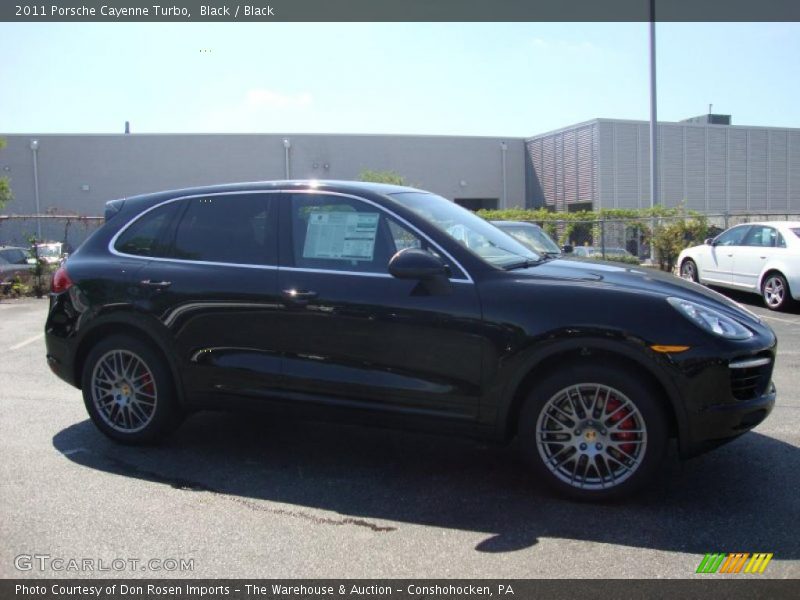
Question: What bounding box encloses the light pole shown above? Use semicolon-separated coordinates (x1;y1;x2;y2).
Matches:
500;142;508;208
30;139;41;240
648;0;659;261
282;138;291;179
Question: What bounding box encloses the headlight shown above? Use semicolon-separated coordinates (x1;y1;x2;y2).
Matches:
667;297;753;340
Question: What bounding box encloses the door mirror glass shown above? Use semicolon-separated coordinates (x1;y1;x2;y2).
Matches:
389;248;446;280
704;238;714;245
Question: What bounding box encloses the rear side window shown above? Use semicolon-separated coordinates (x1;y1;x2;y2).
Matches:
115;202;180;257
171;194;277;265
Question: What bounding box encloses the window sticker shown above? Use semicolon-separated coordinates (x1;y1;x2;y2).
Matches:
303;211;380;260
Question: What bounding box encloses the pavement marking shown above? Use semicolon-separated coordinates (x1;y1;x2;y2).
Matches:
8;333;44;351
759;314;800;326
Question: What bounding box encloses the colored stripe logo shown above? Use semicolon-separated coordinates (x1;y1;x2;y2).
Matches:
696;553;773;574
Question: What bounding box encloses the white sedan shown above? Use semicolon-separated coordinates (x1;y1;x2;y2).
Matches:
677;221;800;310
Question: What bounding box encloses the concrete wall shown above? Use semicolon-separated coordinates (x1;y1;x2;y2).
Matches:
0;133;527;223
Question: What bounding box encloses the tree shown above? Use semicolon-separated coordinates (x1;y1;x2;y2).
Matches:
358;169;407;185
0;138;12;210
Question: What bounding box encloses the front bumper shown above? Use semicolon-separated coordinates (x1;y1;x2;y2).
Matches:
682;383;776;457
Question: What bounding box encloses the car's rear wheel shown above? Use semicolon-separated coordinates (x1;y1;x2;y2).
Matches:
519;364;669;501
81;335;182;444
680;258;699;282
761;272;793;311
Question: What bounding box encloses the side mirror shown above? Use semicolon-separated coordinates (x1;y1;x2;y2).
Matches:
704;238;714;246
562;245;574;254
389;248;446;280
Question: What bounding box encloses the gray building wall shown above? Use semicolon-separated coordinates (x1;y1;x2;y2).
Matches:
527;119;800;213
0;133;527;244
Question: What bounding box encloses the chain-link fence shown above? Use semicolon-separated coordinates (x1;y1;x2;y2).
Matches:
0;214;104;250
516;213;800;269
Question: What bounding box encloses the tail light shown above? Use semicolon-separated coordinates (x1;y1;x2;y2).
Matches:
51;266;73;293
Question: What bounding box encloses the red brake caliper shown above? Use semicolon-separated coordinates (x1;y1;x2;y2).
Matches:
606;396;636;456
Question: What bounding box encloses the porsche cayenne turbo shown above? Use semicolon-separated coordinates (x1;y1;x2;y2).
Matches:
45;181;777;500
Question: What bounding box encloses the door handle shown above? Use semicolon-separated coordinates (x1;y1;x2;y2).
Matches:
282;289;318;302
760;256;767;260
140;279;172;290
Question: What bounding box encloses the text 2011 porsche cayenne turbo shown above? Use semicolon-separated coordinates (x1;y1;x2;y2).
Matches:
45;181;777;500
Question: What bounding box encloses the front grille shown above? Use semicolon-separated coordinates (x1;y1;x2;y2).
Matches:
729;357;772;401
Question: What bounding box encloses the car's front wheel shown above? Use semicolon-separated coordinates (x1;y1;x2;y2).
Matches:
680;258;699;282
761;272;793;311
81;334;182;444
519;364;669;501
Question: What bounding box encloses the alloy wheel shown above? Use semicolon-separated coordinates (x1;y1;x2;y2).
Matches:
680;260;697;282
763;276;785;309
535;384;647;490
91;349;158;433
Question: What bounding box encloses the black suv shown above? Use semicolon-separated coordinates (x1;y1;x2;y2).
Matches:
45;181;777;500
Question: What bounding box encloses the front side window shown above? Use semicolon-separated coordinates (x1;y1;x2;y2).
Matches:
172;195;277;265
715;225;750;247
743;226;780;247
115;202;181;257
390;192;540;268
288;194;424;273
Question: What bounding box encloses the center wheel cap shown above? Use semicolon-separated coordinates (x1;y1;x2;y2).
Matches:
585;430;597;441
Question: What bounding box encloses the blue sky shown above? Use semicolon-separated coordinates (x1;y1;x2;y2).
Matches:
1;22;798;136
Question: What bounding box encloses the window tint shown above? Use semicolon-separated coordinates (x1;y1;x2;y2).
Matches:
743;226;780;248
115;202;180;257
715;226;750;247
172;195;276;265
288;194;423;273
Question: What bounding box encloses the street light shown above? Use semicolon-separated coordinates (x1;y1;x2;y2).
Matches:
30;139;41;240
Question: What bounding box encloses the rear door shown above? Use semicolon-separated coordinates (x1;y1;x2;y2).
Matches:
733;225;784;289
116;192;283;401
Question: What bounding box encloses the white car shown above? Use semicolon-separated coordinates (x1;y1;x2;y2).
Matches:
677;221;800;311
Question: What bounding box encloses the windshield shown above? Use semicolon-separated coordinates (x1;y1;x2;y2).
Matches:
494;223;561;255
391;192;540;268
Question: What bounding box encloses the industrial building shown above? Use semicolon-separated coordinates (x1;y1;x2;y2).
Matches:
527;115;800;214
1;114;800;246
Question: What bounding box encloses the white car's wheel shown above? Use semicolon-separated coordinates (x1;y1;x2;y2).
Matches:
680;258;699;283
762;272;793;311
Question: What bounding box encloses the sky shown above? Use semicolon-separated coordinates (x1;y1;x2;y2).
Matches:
1;22;798;137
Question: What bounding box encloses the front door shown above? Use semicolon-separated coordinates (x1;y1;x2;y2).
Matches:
275;192;486;421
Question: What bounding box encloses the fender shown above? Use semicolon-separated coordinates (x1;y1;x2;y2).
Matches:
493;334;690;453
73;307;188;408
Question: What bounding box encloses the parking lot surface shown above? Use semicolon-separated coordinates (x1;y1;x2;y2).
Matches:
1;291;799;579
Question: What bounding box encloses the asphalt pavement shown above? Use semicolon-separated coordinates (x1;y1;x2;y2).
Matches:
1;292;798;579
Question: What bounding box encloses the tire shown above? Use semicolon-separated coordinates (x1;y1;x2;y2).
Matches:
81;334;183;444
518;363;669;501
680;258;699;283
761;272;793;311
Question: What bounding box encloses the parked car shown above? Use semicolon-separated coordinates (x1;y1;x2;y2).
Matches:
491;220;562;257
34;241;67;265
0;245;36;286
677;221;800;311
572;246;637;261
45;181;776;500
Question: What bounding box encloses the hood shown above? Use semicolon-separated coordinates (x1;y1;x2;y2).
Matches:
518;258;764;326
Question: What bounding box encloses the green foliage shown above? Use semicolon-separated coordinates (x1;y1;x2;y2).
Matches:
648;214;709;272
0;138;11;210
358;170;407;185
